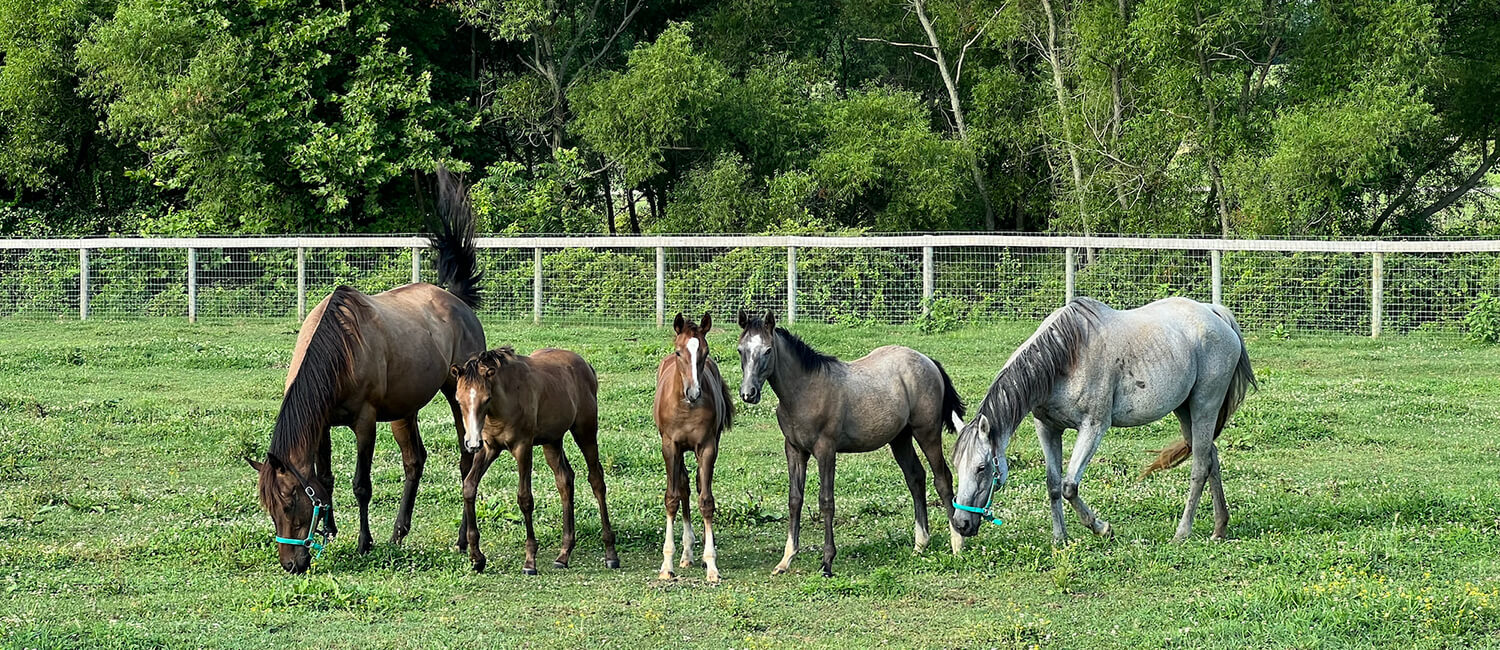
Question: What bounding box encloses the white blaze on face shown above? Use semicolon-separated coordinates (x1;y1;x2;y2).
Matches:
686;337;702;396
463;386;485;451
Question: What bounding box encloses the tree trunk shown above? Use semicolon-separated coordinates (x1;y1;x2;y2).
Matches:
912;0;997;231
626;187;641;234
1194;8;1231;237
601;168;616;235
1039;0;1092;257
1409;137;1500;227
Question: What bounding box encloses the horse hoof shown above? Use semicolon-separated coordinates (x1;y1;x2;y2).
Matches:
821;570;834;578
471;558;486;573
553;561;569;569
706;570;721;584
1097;521;1114;538
523;567;538;576
771;566;788;576
605;558;621;570
679;559;693;569
658;571;675;581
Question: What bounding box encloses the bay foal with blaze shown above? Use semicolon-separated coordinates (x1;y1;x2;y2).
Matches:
654;312;734;582
450;347;620;574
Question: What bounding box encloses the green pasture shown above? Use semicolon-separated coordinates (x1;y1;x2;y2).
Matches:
2;319;1499;648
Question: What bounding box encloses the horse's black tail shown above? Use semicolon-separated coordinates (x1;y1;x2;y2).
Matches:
932;357;966;432
430;166;482;310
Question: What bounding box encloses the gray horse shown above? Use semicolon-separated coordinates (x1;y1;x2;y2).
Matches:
949;297;1255;544
737;310;966;576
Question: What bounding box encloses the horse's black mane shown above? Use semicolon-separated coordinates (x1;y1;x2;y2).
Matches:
775;327;838;372
975;297;1103;434
262;287;365;511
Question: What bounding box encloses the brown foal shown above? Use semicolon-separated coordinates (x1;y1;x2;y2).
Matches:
653;312;734;582
450;346;620;574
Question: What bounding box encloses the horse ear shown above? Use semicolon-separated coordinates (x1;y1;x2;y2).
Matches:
479;362;496;378
450;364;462;379
978;415;991;437
700;311;712;333
245;457;264;472
738;309;749;329
765;309;776;329
673;312;686;334
266;452;286;472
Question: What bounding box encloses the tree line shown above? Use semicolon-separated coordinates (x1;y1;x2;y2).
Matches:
0;0;1495;237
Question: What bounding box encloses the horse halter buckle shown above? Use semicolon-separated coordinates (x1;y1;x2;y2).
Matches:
952;453;1005;527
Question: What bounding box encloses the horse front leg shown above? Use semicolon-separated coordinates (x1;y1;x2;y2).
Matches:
815;446;838;578
512;444;539;574
659;443;682;580
446;390;472;552
462;443;499;572
1037;423;1069;545
1063;420;1113;539
773;441;809;575
351;408;378;554
389;414;426;544
316;426;337;540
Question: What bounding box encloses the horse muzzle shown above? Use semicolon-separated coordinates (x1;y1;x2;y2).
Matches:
950;511;982;538
740;388;761;404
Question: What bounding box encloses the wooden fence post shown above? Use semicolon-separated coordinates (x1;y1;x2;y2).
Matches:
79;248;89;320
1211;249;1222;306
1064;247;1076;304
533;247;543;324
787;246;798;324
1371;252;1384;338
922;243;934;315
656;246;665;328
187;247;197;322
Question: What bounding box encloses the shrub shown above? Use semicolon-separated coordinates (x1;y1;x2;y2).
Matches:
1465;293;1500;343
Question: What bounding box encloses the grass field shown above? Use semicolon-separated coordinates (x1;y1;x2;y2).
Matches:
3;318;1500;649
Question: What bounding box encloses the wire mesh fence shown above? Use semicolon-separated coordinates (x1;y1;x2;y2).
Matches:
2;235;1497;336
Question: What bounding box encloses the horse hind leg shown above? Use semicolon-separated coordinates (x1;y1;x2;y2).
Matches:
1062;420;1113;539
542;442;576;568
389;414;427;545
1173;408;1219;542
574;421;620;569
1208;447;1229;540
913;424;961;554
889;431;931;553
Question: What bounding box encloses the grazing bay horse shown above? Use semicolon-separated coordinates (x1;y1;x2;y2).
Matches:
949;297;1255;544
654;312;734;582
450;346;619;574
248;169;485;573
736;309;965;577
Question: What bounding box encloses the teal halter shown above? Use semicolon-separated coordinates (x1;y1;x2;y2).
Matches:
273;468;334;558
952;453;1004;527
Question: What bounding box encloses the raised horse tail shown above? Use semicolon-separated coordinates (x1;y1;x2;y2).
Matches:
431;166;483;310
931;357;966;432
1140;305;1257;478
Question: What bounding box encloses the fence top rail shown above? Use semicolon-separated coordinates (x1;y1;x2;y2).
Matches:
4;234;1500;253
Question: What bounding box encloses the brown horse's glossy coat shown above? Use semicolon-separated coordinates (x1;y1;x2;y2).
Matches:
451;347;619;574
653;312;734;582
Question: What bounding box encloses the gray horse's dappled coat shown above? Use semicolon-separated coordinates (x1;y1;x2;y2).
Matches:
951;297;1255;543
